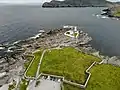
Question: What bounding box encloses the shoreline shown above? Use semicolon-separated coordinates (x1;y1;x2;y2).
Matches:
0;26;119;58
0;26;120;87
101;8;120;20
42;6;106;8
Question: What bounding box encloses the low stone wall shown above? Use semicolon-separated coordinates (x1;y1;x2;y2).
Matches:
36;61;97;89
83;62;96;88
40;73;64;79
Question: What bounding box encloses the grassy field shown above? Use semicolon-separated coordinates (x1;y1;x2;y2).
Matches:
9;83;16;90
26;50;42;77
113;7;120;17
86;64;120;90
114;12;120;17
19;79;29;90
40;47;101;84
63;83;82;90
24;55;33;70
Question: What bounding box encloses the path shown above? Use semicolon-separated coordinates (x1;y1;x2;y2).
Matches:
27;50;46;90
35;50;46;78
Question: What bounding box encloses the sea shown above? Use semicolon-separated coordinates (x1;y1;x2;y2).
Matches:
0;5;120;56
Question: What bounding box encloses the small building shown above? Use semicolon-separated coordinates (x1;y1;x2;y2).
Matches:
63;25;74;29
64;26;79;38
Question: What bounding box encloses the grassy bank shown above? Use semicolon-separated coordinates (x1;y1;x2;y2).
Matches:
40;47;101;84
9;83;16;90
114;12;120;17
24;55;33;70
112;7;120;17
63;83;82;90
19;79;29;90
26;50;42;77
86;64;120;90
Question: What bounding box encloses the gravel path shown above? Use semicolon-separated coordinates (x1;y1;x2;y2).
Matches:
36;50;46;78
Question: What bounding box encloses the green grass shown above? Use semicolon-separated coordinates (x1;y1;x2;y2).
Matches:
40;47;101;84
114;12;120;17
26;50;42;77
86;64;120;90
24;55;33;70
8;81;16;90
9;85;15;90
74;33;78;37
64;83;82;90
19;79;29;90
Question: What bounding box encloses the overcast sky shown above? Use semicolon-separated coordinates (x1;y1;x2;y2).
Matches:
0;0;50;3
0;0;119;4
0;0;65;3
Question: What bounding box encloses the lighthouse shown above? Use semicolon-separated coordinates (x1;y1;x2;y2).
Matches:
74;26;77;32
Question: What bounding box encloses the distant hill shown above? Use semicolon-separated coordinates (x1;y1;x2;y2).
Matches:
42;0;108;8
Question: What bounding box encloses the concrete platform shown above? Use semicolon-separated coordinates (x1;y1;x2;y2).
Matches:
34;79;61;90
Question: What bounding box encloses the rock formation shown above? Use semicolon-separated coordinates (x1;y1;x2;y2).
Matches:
42;0;108;8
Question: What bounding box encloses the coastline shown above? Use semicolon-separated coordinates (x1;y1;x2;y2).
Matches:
0;26;120;87
42;0;107;8
101;8;120;20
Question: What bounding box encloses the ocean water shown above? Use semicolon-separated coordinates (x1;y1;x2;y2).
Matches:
0;5;120;56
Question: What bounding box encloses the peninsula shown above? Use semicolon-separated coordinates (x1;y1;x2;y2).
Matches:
42;0;107;8
0;26;120;90
101;3;120;19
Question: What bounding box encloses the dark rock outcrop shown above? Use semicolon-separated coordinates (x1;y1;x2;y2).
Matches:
101;8;113;16
102;6;120;19
42;0;108;8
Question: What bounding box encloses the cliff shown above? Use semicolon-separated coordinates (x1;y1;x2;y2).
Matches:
42;0;108;8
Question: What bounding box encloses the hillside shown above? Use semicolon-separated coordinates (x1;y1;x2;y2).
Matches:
42;0;108;7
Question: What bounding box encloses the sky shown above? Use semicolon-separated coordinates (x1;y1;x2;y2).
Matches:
0;0;64;4
0;0;119;4
0;0;50;3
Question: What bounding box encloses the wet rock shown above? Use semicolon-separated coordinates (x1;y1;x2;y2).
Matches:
0;72;7;78
0;76;9;86
108;56;120;66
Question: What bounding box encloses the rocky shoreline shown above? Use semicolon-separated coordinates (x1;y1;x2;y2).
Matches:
42;0;107;8
101;8;120;20
0;26;120;87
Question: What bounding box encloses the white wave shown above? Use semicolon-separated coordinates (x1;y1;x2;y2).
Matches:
117;18;119;20
101;16;109;19
12;31;44;45
7;46;14;52
29;33;42;39
13;40;21;45
96;14;101;17
39;29;45;33
0;47;5;50
95;14;109;19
